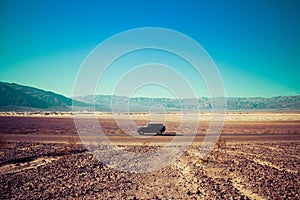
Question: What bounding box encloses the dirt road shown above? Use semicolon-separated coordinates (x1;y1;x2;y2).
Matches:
2;133;300;145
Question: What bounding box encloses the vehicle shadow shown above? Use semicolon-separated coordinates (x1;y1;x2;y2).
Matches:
154;132;183;136
138;132;184;137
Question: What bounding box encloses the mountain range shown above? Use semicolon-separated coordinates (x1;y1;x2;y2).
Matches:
0;81;299;111
0;81;87;111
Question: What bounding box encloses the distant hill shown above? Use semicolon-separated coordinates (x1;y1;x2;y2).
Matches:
75;94;300;111
1;81;299;111
0;82;87;111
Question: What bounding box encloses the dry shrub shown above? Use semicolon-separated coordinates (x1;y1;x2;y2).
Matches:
0;135;5;149
67;137;78;151
58;137;78;168
29;144;36;151
216;138;227;150
0;136;16;149
68;137;77;145
214;138;227;160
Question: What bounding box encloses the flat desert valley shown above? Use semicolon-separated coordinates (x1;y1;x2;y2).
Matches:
0;112;299;199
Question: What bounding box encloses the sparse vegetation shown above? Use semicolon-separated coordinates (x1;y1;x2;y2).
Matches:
215;138;227;150
212;138;227;161
67;137;77;146
0;136;5;149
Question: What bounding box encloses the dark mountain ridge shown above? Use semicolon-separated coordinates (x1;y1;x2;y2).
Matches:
0;81;87;111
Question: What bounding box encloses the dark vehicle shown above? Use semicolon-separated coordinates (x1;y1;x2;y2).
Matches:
137;123;166;135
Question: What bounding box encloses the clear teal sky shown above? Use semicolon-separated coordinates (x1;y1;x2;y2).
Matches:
1;0;299;98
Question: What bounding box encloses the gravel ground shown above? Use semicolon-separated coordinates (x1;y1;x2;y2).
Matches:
1;141;299;199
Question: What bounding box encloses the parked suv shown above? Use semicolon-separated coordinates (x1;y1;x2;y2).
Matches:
137;123;166;135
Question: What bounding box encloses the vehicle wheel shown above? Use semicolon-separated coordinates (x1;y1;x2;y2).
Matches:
138;131;144;135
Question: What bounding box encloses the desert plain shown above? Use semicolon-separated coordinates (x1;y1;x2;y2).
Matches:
0;112;299;199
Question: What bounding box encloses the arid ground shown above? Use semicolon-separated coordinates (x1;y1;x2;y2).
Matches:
0;112;299;199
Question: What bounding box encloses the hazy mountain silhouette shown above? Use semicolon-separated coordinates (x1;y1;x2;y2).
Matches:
75;94;300;111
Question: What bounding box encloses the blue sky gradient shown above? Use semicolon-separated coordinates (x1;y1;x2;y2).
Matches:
1;0;299;97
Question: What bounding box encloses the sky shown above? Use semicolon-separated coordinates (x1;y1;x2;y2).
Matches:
0;0;299;98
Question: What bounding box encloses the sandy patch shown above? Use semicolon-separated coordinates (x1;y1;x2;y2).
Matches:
0;156;60;175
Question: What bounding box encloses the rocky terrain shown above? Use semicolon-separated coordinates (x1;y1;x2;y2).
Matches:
0;113;299;199
1;140;299;199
